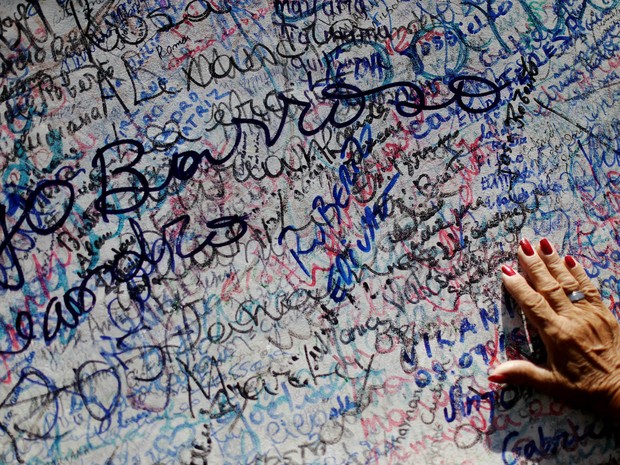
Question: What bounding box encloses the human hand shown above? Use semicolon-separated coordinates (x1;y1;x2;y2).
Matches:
491;238;620;416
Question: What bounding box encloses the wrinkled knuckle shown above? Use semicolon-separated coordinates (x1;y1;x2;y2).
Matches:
584;287;602;301
559;275;580;289
509;281;533;300
539;282;562;295
544;256;564;270
521;291;547;311
527;259;548;275
506;278;527;293
583;289;602;304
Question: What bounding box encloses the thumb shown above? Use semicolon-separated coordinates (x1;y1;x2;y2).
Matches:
489;360;557;391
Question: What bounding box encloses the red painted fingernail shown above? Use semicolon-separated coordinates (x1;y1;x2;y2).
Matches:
540;238;553;255
520;238;535;256
501;265;516;276
565;255;577;268
488;374;508;383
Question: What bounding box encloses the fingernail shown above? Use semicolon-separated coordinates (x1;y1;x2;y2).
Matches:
501;265;516;276
488;373;508;383
565;255;577;268
540;238;553;255
520;238;535;256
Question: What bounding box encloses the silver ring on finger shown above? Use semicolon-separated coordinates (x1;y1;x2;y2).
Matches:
567;290;586;303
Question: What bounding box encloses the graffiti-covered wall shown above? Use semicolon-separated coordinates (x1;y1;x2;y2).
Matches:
1;1;620;464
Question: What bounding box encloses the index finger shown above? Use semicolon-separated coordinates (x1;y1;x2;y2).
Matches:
501;265;559;331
